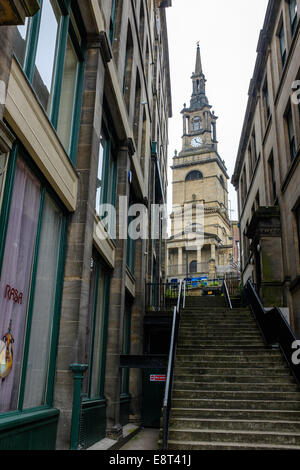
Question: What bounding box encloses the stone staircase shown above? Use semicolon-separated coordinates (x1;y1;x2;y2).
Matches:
160;296;300;450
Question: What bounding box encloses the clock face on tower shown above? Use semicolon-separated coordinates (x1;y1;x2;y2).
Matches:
191;137;203;148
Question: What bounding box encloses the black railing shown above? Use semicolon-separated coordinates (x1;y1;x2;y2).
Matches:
145;282;182;311
161;280;185;450
244;280;300;385
222;279;232;309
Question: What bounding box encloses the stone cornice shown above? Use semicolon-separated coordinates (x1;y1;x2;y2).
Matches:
0;0;40;25
246;206;282;240
0;120;15;153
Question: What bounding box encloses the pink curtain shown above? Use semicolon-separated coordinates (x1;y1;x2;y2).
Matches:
0;158;41;412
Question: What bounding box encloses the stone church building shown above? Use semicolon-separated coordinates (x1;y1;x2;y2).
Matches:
167;45;234;281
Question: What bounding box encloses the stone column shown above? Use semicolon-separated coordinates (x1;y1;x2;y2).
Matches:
197;247;202;274
209;244;216;279
183;114;186;134
178;246;183;275
129;235;146;426
105;143;131;440
246;207;285;307
54;35;109;450
211;244;216;260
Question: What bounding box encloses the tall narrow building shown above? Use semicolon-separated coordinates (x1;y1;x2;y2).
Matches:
167;44;233;280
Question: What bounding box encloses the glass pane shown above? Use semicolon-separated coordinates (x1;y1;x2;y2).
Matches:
90;267;105;398
33;0;61;113
23;194;62;409
95;135;105;215
14;17;30;67
57;36;79;153
0;158;41;412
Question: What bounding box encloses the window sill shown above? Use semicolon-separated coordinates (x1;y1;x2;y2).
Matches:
0;407;59;433
81;398;106;409
120;393;131;402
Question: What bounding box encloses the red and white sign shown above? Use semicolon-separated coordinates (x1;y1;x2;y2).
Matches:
150;374;166;382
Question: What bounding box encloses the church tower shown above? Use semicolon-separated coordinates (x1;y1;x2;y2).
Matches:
167;44;233;280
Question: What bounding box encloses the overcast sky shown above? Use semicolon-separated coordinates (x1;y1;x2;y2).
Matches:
165;0;269;222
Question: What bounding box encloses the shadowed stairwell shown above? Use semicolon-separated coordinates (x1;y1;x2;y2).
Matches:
159;295;300;450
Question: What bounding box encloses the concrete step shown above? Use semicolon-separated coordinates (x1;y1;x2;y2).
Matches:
179;324;258;329
171;398;300;411
182;314;251;318
170;407;300;421
173;381;299;392
177;341;265;347
174;366;289;376
168;417;300;433
179;321;256;327
172;389;300;401
173;360;288;369
173;374;294;384
165;439;300;450
178;340;264;348
178;334;263;340
176;348;280;356
176;354;284;364
166;428;300;446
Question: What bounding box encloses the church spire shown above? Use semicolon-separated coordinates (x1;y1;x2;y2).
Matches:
190;43;209;110
195;42;202;76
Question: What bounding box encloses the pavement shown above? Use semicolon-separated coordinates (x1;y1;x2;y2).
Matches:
118;428;160;451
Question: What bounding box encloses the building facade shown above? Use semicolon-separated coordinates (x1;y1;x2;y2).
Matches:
167;45;234;282
232;0;300;331
0;0;172;450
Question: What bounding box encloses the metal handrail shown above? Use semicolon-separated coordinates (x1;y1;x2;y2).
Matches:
162;280;185;450
222;279;232;310
244;280;300;385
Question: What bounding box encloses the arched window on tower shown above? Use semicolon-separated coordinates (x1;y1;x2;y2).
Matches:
185;170;203;182
190;260;197;274
192;116;201;131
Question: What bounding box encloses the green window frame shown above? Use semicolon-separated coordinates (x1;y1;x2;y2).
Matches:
289;0;298;36
95;115;118;238
109;0;118;44
278;23;287;69
83;254;111;401
14;0;85;164
0;142;67;416
296;204;300;257
126;193;136;275
286;105;296;161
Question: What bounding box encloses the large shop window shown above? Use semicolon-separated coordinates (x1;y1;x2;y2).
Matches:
0;147;66;413
83;254;111;400
14;0;85;163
